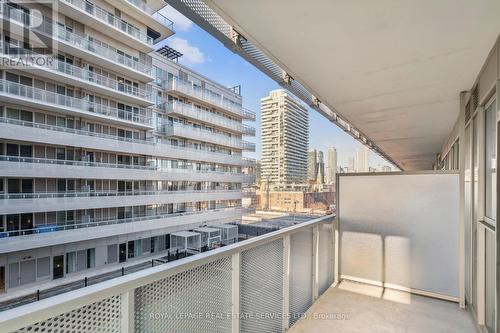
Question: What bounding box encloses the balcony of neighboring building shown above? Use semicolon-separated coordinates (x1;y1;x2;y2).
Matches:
0;188;242;215
0;117;251;167
58;0;159;52
0;156;251;185
0;80;154;129
164;77;256;120
159;101;256;135
0;205;244;253
0;2;154;81
0;44;154;106
103;0;174;44
160;122;255;151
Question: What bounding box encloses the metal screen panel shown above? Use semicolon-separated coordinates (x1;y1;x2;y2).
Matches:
12;295;121;333
289;229;313;326
134;257;233;333
318;223;334;295
240;239;283;333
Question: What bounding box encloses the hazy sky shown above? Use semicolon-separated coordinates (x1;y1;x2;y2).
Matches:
159;6;394;169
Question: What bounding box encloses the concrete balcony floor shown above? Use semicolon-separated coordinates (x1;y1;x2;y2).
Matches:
289;280;476;333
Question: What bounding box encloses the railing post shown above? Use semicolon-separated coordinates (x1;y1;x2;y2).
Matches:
231;252;240;333
282;235;290;332
312;225;320;302
121;291;135;333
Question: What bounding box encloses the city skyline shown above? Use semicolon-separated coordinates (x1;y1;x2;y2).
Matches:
159;6;396;170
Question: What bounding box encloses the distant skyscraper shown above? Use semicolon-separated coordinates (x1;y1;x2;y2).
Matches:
307;149;318;181
327;148;337;184
348;157;355;172
261;89;309;189
316;150;325;184
355;147;369;172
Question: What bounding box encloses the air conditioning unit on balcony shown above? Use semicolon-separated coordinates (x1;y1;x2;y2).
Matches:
82;185;91;192
81;215;91;224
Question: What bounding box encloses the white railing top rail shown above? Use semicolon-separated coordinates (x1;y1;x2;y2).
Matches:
0;215;334;331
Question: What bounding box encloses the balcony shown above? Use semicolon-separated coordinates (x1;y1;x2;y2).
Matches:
0;155;250;183
0;44;154;106
165;78;256;120
58;0;156;52
161;122;250;150
0;118;250;167
103;0;174;43
0;189;242;215
160;101;255;135
0;205;241;241
0;80;153;129
0;3;154;81
0;171;478;333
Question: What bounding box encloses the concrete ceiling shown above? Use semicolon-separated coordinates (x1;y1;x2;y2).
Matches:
204;0;500;170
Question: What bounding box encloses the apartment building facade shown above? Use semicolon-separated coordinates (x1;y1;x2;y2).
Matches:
260;89;308;189
0;0;255;294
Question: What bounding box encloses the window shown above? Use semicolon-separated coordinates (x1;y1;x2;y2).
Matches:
485;99;497;221
127;240;135;259
66;252;76;273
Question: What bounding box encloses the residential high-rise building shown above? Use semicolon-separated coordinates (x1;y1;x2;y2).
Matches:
316;150;325;184
307;149;318;181
355;147;369;172
326;147;337;184
261;89;308;189
0;1;255;294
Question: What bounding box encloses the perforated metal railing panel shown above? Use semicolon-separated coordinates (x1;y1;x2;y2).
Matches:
134;257;233;333
11;295;122;333
318;223;334;294
289;229;313;326
6;218;335;333
240;239;284;333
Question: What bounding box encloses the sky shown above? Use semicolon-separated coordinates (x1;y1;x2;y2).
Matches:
159;6;394;170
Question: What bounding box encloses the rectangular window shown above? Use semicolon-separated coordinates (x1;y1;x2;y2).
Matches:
66;252;76;273
127;240;134;259
87;248;95;269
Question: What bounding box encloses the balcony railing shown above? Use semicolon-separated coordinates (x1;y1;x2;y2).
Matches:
161;122;247;149
160;101;255;134
0;118;249;165
165;78;256;120
0;3;152;74
0;80;152;126
0;215;334;332
0;205;243;238
0;43;153;102
61;0;153;45
242;124;256;136
0;154;246;178
0;189;240;200
241;157;256;166
124;0;174;30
